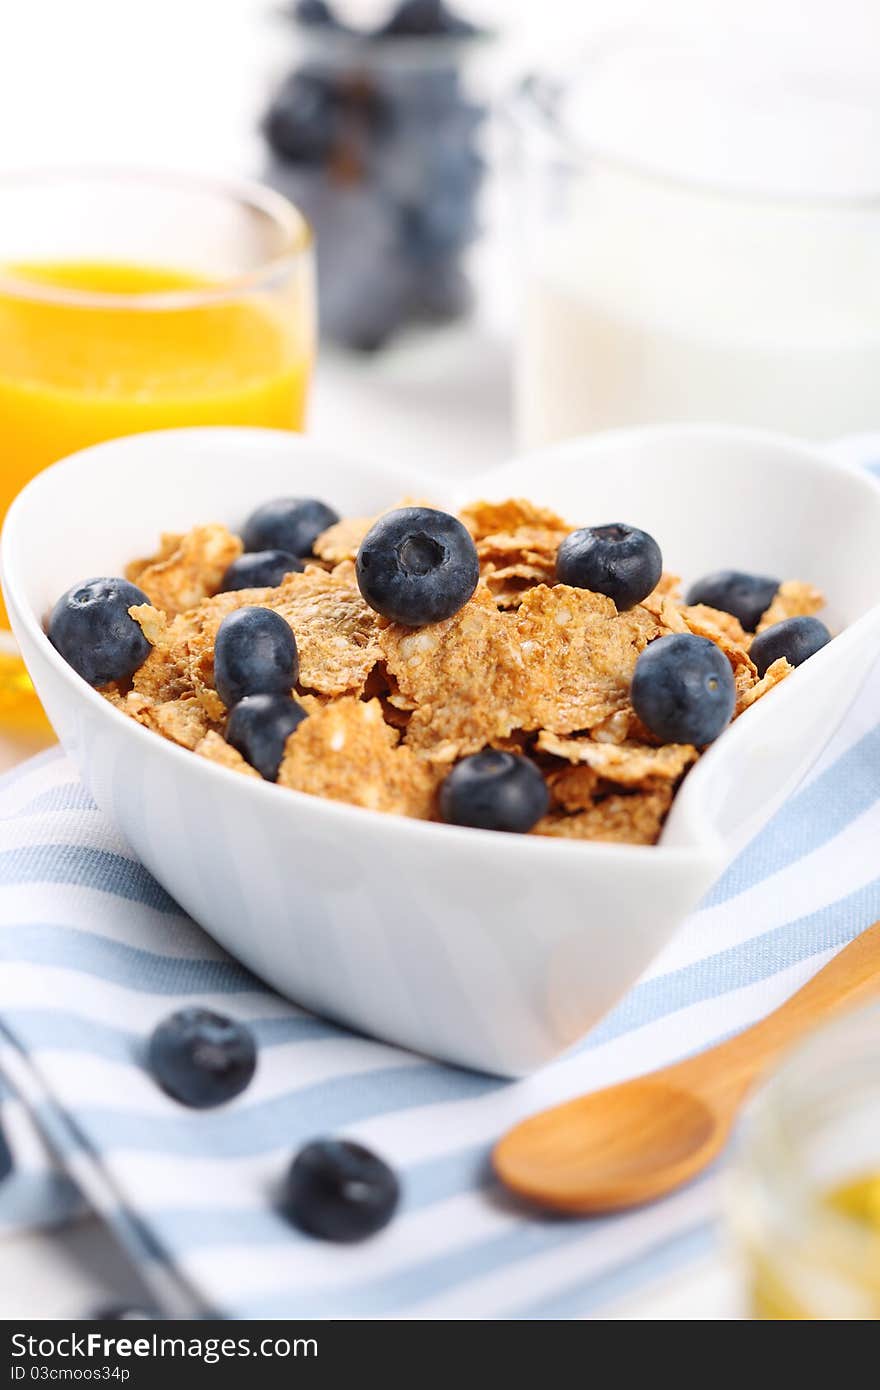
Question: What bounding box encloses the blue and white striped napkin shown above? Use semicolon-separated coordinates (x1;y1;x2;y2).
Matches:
2;442;880;1318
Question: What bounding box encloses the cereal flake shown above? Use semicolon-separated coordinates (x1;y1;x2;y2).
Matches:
146;697;212;750
680;603;756;675
313;514;377;565
459;498;569;542
515;584;649;736
738;656;793;711
537;731;698;785
757;580;825;632
379;585;526;760
535;785;674;845
278;697;438;817
194;731;261;778
126;525;242;617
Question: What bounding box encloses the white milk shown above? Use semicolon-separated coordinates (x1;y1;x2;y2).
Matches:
515;41;880;446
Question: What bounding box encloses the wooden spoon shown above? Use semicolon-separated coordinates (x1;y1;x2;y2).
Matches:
494;922;880;1213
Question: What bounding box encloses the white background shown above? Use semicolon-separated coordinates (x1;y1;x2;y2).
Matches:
1;0;879;483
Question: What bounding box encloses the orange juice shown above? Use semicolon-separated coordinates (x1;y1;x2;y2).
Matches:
0;259;313;728
0;260;311;532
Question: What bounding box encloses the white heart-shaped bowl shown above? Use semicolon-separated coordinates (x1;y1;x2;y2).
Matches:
4;425;880;1076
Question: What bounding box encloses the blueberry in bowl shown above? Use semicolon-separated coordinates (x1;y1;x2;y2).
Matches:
750;615;832;678
631;633;736;746
48;577;153;687
685;570;780;633
147;1008;257;1109
440;751;549;833
226;692;309;781
282;1138;400;1242
220;550;304;593
242;497;340;558
213;607;299;709
356;505;479;625
556;524;663;610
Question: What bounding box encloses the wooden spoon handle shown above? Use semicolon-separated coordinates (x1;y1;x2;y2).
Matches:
690;921;880;1106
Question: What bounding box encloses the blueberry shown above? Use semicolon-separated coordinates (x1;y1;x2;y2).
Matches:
48;577;152;687
242;496;340;558
147;1008;257;1109
333;264;413;352
439;751;549;833
411;262;473;322
282;1139;400;1242
294;0;339;27
380;65;462;118
377;0;479;38
226;692;308;781
0;1118;12;1184
631;633;736;746
213;608;299;709
263;71;339;165
685;570;780;633
400;192;479;260
220;550;304;592
356;506;479;625
85;1305;160;1322
300;182;411;348
555;524;663;610
749;616;831;678
379;122;483;210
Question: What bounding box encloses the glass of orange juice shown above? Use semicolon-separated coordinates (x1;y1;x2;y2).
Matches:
0;168;315;735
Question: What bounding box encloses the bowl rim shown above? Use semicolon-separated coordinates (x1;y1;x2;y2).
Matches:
5;421;878;869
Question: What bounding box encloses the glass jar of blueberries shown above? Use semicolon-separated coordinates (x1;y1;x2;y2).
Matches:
262;0;491;351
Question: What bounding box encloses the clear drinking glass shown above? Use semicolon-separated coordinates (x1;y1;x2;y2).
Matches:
729;1002;880;1319
507;33;880;448
0;169;314;732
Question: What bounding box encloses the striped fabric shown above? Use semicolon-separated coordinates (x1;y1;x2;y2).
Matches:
2;451;880;1317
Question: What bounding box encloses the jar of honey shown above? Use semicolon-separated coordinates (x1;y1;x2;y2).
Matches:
729;1002;880;1319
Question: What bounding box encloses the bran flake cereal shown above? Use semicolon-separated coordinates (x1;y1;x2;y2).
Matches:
103;495;828;846
146;697;212;750
514;584;653;735
738;656;793;710
536;731;698;785
313;500;439;566
545;764;600;811
535;784;675;845
680;604;756;676
268;567;380;697
756;580;825;632
313;514;379;565
379;584;527;760
590;710;635;745
125;524;242;617
459;498;569;541
195;730;261;778
479;537;565;608
278;697;438;818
